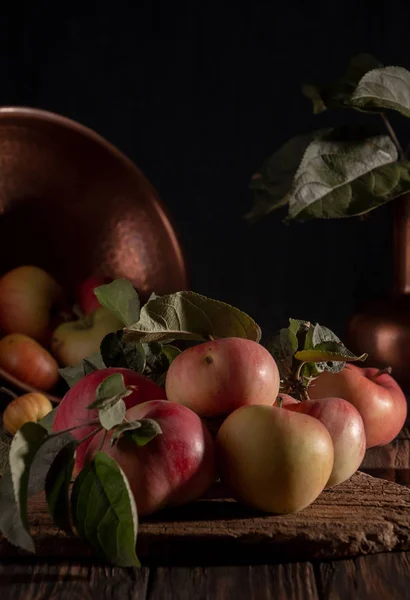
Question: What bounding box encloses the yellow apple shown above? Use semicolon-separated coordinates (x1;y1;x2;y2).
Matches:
51;307;123;366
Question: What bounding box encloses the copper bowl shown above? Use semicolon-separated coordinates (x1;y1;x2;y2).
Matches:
0;106;189;402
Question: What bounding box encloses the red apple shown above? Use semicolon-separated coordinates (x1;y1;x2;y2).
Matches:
309;364;407;448
283;396;366;487
85;400;216;516
0;266;70;344
76;276;112;316
51;307;123;366
165;338;280;417
53;367;167;474
216;404;334;514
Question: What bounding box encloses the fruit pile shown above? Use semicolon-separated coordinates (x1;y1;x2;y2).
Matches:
0;277;407;567
0;265;119;396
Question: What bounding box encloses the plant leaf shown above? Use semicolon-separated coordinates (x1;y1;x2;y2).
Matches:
83;353;106;374
94;279;140;327
71;452;140;567
60;353;107;388
295;341;368;363
38;408;57;434
59;363;87;388
268;328;298;380
88;373;129;410
349;66;410;117
142;342;180;383
45;440;76;534
161;344;181;364
99;399;126;431
0;429;11;476
101;330;146;372
287;134;410;220
124;291;261;344
8;423;48;551
303;53;383;113
0;429;76;553
123;419;163;447
246;132;330;221
111;418;162;446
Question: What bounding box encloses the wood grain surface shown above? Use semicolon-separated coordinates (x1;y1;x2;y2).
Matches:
1;554;409;599
1;472;409;566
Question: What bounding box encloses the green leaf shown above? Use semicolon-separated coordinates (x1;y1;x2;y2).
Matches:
59;363;86;388
295;341;368;363
8;423;48;551
349;66;410;117
124;291;262;344
0;429;77;553
0;429;11;476
268;328;298;379
59;353;106;388
38;408;57;434
71;452;140;567
83;353;106;374
161;344;181;364
246;132;330;222
142;342;180;384
88;373;129;410
101;330;146;372
111;418;163;447
45;440;76;534
123;419;163;447
288;319;311;336
99;399;126;431
303;53;383;113
287;134;410;220
94;279;141;327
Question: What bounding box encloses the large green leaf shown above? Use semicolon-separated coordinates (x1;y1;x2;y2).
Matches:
45;440;77;534
287;134;410;220
303;53;384;114
246;132;327;221
71;452;140;567
94;279;141;327
100;331;146;372
295;341;367;363
0;427;76;553
124;291;262;344
348;66;410;118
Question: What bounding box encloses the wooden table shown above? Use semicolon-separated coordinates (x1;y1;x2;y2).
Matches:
1;470;410;600
1;392;410;599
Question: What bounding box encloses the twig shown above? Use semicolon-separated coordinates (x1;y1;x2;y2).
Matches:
381;113;405;160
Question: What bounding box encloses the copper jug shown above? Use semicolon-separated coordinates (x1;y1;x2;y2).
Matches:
347;194;410;392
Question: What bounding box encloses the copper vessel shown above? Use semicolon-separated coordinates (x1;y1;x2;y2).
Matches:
347;193;410;392
0;107;189;401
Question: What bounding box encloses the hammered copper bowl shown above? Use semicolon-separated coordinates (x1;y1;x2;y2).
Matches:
0;107;188;402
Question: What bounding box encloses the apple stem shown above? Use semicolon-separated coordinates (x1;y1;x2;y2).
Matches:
369;366;393;380
0;387;17;400
276;395;284;408
98;430;108;451
79;426;103;445
381;113;405;159
48;419;101;437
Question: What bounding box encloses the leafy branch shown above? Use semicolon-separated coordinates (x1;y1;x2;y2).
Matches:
247;53;410;222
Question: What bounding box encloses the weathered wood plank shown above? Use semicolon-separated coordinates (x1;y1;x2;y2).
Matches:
317;552;410;600
147;563;318;600
0;563;150;600
1;472;409;566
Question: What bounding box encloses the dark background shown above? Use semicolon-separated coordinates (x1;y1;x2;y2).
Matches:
2;0;409;341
